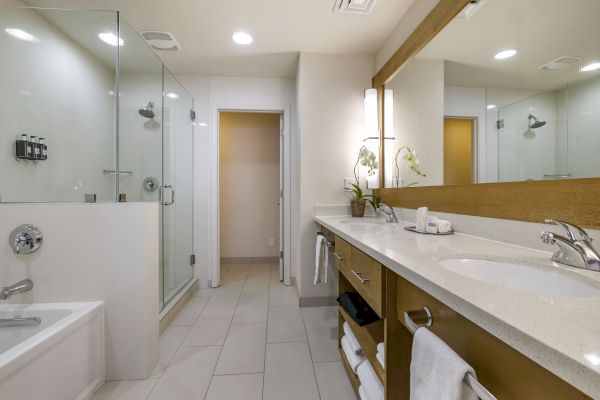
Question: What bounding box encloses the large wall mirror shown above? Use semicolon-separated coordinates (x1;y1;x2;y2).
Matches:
382;0;600;189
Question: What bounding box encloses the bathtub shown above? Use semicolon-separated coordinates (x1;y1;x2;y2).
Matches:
0;302;104;400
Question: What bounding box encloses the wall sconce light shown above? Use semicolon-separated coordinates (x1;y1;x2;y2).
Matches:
363;89;380;189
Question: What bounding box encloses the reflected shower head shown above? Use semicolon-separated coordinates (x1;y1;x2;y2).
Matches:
139;102;155;119
528;114;546;129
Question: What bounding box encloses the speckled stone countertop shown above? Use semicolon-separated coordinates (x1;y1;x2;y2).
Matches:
315;215;600;398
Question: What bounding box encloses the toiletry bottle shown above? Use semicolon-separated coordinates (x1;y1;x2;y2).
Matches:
39;137;47;160
16;133;29;159
30;136;40;160
25;134;33;159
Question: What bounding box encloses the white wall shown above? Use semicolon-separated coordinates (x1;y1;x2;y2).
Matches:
0;5;115;203
219;112;280;258
0;203;159;381
295;53;374;301
386;58;444;187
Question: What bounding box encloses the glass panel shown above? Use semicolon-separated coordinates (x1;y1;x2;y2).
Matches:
0;6;117;202
162;69;194;307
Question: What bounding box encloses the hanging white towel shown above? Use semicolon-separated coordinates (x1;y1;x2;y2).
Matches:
376;352;384;369
341;335;365;373
357;360;384;400
410;328;478;400
376;342;385;355
376;342;385;368
358;385;368;400
343;322;362;355
314;234;328;284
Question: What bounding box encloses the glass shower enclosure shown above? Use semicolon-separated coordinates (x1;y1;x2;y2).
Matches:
0;5;194;310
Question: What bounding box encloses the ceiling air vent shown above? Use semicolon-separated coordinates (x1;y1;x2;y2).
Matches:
139;31;181;51
539;56;583;71
333;0;378;15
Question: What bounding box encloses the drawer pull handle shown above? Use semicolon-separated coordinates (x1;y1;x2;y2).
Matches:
332;251;346;261
403;306;433;333
351;270;370;284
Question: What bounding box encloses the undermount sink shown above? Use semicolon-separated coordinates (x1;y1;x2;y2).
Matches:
338;218;384;226
439;258;600;297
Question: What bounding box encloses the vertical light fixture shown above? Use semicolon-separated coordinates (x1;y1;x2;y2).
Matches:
363;88;379;189
383;89;394;188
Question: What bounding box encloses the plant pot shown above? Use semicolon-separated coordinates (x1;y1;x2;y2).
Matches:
350;199;366;217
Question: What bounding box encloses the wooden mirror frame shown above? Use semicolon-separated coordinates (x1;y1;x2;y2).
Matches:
372;0;600;228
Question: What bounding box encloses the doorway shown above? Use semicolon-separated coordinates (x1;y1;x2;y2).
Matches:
218;112;283;282
443;117;477;185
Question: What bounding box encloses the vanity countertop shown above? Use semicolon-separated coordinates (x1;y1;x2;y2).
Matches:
315;215;600;398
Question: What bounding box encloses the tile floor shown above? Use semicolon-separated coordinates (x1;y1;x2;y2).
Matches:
92;262;355;400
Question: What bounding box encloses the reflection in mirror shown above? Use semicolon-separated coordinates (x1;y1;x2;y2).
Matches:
383;0;600;187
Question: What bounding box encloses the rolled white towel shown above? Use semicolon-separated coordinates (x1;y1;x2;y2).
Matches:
426;215;438;234
358;385;368;400
357;360;384;400
376;352;384;369
376;342;385;355
343;322;362;355
436;219;453;233
341;335;365;373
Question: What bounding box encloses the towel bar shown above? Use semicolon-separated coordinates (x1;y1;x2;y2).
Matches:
404;307;497;400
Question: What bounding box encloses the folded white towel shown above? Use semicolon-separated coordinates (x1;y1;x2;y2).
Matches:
314;234;328;284
376;352;384;369
416;207;428;232
343;322;362;355
358;385;368;400
357;360;384;400
410;328;478;400
341;335;365;373
437;219;453;233
376;342;385;355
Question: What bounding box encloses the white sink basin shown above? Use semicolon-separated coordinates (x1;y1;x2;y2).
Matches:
439;258;600;297
338;218;384;226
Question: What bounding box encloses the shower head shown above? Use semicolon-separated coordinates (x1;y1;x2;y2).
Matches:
528;114;546;129
139;102;155;119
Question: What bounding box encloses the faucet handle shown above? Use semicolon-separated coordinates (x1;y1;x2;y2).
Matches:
544;219;592;243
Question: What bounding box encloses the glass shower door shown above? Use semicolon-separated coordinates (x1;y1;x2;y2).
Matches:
161;69;194;307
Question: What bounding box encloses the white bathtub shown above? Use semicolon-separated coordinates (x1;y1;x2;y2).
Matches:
0;302;104;400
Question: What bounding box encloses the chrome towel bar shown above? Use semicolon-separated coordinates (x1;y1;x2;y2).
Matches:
103;169;133;176
404;307;497;400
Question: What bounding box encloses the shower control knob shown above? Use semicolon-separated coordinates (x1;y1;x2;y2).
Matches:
9;224;43;255
143;177;160;192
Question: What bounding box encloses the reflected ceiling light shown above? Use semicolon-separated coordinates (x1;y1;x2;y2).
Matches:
165;92;179;99
5;28;37;42
232;31;253;45
494;49;517;60
581;62;600;72
487;104;497;110
98;32;124;47
196;122;208;127
585;353;600;367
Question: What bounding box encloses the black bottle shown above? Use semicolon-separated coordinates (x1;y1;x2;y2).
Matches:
39;137;47;160
15;133;29;159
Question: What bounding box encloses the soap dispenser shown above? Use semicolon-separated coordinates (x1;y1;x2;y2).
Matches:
39;137;47;160
30;136;40;160
15;133;29;159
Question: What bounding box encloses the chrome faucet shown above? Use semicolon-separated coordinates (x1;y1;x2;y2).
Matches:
541;219;600;271
0;279;34;300
379;203;399;223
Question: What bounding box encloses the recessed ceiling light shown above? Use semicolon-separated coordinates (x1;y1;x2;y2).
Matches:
98;32;124;47
165;92;179;99
494;49;517;60
581;62;600;72
487;104;497;110
232;31;253;45
5;28;37;42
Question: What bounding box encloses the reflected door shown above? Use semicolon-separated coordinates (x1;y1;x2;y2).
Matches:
443;118;474;185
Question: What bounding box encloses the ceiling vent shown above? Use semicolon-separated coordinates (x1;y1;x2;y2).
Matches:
539;56;583;71
455;0;487;21
139;31;181;51
333;0;378;15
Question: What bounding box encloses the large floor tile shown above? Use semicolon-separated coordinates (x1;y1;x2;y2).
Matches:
182;308;235;346
267;306;307;343
151;325;191;378
148;346;220;400
221;264;250;287
214;323;267;375
305;318;340;363
263;342;320;400
92;379;157;400
314;361;357;400
205;373;263;400
170;296;210;326
193;288;216;297
242;274;270;295
205;287;241;309
233;295;269;323
268;285;298;307
302;306;338;321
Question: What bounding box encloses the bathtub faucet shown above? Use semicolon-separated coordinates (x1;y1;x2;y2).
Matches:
1;279;33;300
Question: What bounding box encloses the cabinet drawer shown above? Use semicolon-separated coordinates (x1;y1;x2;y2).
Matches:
395;274;589;400
345;247;384;317
333;235;351;271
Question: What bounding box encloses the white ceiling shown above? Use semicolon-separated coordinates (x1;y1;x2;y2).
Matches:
22;0;416;77
416;0;600;91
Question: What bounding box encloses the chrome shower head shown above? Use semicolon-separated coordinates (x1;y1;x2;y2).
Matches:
528;114;546;129
139;102;155;119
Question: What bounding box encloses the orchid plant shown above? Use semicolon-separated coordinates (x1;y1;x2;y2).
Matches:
353;145;379;185
394;146;426;187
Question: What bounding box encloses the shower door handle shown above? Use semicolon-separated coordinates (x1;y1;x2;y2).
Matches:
161;185;175;206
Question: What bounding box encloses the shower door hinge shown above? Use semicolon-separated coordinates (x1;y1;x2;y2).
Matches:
190;254;196;266
496;119;504;129
190;110;196;121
